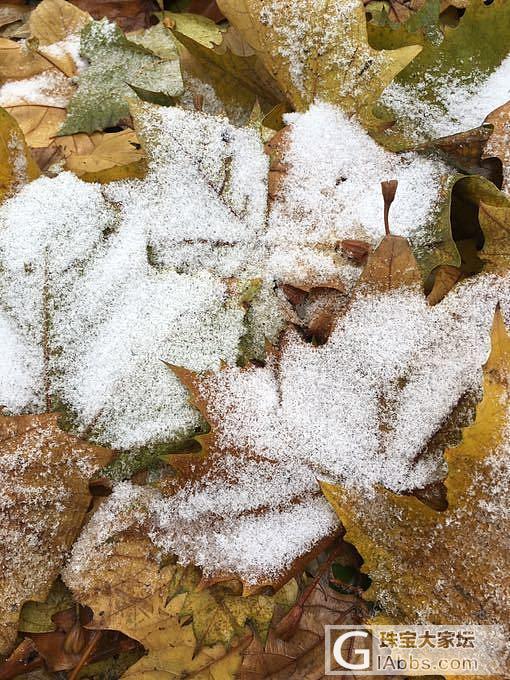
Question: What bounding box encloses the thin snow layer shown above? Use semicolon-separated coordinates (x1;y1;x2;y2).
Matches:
201;277;504;493
65;275;508;585
266;103;450;281
0;105;272;449
381;55;510;141
0;70;74;108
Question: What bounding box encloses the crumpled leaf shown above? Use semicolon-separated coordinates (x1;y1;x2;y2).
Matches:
68;0;160;31
484;100;510;194
0;107;40;202
60;19;184;134
216;0;421;125
321;307;510;625
0;412;111;654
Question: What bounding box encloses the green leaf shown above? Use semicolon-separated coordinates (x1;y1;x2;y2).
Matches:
60;20;184;135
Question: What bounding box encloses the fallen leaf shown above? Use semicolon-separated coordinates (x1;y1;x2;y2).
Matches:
60;19;183;135
321;307;510;625
484;100;510;194
426;263;462;305
68;0;160;31
0;106;40;202
188;0;225;23
216;0;421;125
0;412;111;654
4;104;67;147
19;580;74;634
29;0;89;45
0;37;49;82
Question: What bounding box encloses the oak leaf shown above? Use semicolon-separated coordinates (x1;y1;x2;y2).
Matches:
321;307;510;626
0;412;111;654
216;0;421;125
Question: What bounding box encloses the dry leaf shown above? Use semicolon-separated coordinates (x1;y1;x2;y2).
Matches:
0;412;111;654
0;107;40;202
426;263;462;305
484;101;510;194
69;0;160;31
29;0;89;45
3;104;67;148
0;37;49;82
321;307;510;626
216;0;421;125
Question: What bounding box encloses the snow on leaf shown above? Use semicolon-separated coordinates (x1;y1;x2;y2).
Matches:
321;307;510;625
379;0;510;143
0;412;111;654
216;0;421;125
59;19;184;135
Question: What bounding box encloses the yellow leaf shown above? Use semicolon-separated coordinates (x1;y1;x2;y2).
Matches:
484;101;510;195
479;201;510;275
63;129;147;181
0;37;48;82
321;307;510;625
29;0;90;45
0;107;40;202
4;104;66;148
0;412;111;654
216;0;421;125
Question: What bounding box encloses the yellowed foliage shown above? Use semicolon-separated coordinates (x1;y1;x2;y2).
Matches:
479;201;510;275
29;0;90;46
321;308;510;625
5;105;67;148
0;107;40;202
0;37;49;82
216;0;421;124
0;412;111;654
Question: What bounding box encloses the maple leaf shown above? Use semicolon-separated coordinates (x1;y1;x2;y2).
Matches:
321;307;510;626
216;0;421;125
0;412;111;654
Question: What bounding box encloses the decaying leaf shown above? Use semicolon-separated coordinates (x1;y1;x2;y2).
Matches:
60;19;183;134
484;101;510;194
0;106;40;202
19;580;74;634
321;307;510;626
216;0;421;125
0;412;111;654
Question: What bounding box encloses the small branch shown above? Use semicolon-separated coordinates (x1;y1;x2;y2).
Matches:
68;631;102;680
381;180;398;236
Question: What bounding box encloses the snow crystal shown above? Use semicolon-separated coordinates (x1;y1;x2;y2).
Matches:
381;55;510;141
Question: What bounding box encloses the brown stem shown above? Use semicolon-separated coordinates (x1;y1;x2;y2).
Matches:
68;631;102;680
381;180;398;236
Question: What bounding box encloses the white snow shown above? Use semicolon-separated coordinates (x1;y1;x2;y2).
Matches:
381;55;510;141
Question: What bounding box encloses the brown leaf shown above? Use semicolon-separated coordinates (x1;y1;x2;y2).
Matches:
484;100;510;194
188;0;225;23
68;0;159;31
355;234;422;295
280;283;347;344
0;412;111;654
239;552;366;679
426;264;462;305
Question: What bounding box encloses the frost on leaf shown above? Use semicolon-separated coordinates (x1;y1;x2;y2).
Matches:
322;308;510;625
60;19;184;134
0;412;110;654
217;0;421;125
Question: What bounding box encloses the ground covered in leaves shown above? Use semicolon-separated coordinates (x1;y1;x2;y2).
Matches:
0;0;509;677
